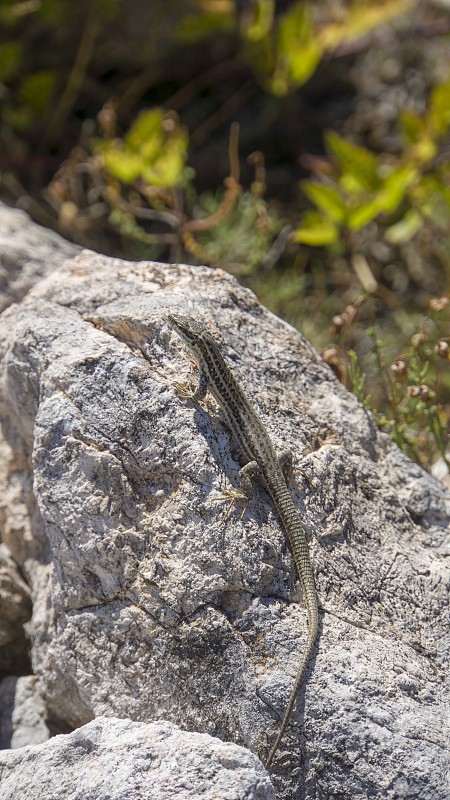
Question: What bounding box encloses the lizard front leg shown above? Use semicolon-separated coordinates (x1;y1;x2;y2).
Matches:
173;359;209;402
278;449;294;482
212;459;261;508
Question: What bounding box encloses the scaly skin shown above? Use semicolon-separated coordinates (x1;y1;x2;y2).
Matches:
168;313;319;768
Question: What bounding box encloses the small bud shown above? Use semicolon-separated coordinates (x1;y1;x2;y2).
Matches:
407;384;430;398
59;201;78;228
411;332;426;349
428;297;449;312
323;347;341;365
97;102;117;138
322;347;345;382
434;341;449;359
343;305;357;324
331;315;346;334
162;112;179;134
390;360;407;378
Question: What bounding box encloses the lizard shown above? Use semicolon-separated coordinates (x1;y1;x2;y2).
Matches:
168;312;319;769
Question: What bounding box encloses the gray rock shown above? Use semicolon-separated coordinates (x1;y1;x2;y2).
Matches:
0;220;448;799
0;202;80;314
0;675;50;749
0;715;274;799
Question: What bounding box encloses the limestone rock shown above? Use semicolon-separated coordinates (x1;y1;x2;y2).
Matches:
0;206;448;800
0;202;80;314
0;715;274;800
0;675;50;749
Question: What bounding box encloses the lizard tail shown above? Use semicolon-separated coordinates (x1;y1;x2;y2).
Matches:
265;596;319;769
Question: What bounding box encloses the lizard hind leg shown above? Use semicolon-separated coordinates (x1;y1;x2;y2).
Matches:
278;449;294;482
210;460;260;518
172;365;208;402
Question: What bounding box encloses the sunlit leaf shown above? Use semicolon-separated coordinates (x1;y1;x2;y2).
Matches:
429;78;450;138
348;164;418;229
242;0;274;42
142;150;186;187
125;109;165;150
293;211;338;246
102;150;143;183
385;209;423;244
301;180;346;224
97;109;190;188
380;164;418;209
399;109;424;146
325;131;379;190
320;0;414;51
347;196;384;229
276;2;322;88
413;175;450;228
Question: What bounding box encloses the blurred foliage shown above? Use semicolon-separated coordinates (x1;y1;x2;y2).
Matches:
326;295;450;470
178;0;415;95
191;182;283;275
0;0;418;147
295;78;450;246
95;108;193;187
0;0;449;471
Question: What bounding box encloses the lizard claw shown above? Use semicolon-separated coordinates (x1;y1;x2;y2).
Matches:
172;380;194;400
210;487;249;519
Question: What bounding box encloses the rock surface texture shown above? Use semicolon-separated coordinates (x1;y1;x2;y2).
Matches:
0;202;80;314
0;675;50;749
0;715;274;800
0;206;448;799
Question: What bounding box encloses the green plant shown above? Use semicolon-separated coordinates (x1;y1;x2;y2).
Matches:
178;0;414;95
47;109;282;270
95;108;193;189
326;296;450;470
294;77;450;248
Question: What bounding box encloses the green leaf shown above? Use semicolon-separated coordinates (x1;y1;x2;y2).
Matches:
385;209;423;244
125;109;166;152
242;0;274;42
301;180;346;224
293;211;338;246
414;176;450;229
97;108;190;188
399;109;424;146
429;78;450;138
320;0;413;51
325;131;379;191
347;197;383;230
141;150;187;188
348;164;418;229
380;164;418;210
19;70;57;115
276;2;322;88
0;41;21;82
102;150;143;183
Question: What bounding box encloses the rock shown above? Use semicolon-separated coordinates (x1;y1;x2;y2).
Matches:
0;207;448;799
0;202;80;314
0;675;50;749
0;715;274;800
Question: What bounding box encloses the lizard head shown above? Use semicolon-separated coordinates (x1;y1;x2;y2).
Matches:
168;313;210;348
168;313;223;373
